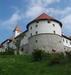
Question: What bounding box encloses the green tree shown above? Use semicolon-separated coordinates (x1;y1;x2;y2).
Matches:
14;33;25;55
5;46;14;55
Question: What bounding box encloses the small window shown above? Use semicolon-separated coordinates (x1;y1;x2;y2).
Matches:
70;42;71;45
53;31;56;34
48;20;51;23
36;31;38;34
53;24;55;27
64;47;65;49
35;25;38;28
36;21;39;23
30;27;32;30
66;40;68;43
30;33;32;36
59;41;61;43
35;40;38;43
21;48;24;51
63;39;64;42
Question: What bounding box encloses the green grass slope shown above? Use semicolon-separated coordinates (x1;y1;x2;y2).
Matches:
0;55;71;75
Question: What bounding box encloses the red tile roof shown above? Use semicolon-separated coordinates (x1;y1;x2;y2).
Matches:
13;25;21;32
69;36;71;39
0;44;3;47
8;36;13;41
27;13;62;28
33;13;55;21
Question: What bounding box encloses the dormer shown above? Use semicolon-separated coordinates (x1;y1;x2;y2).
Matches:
13;25;21;38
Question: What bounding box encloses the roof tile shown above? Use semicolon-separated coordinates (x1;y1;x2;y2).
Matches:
33;13;55;21
8;36;13;41
13;25;21;32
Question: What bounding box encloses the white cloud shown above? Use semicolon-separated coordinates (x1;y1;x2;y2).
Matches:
2;13;21;29
0;7;24;30
25;0;60;19
48;7;71;18
1;0;71;33
61;14;71;31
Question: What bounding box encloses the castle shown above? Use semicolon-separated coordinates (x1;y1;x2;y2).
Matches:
0;13;71;54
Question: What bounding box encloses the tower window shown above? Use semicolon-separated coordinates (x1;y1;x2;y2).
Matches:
48;20;51;23
35;40;38;43
70;42;71;45
30;27;32;30
36;31;38;34
35;25;38;28
30;33;32;36
63;39;64;42
53;31;56;34
66;40;68;43
53;24;55;27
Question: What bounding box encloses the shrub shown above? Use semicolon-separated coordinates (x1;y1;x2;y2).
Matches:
65;51;71;62
32;49;47;61
49;52;65;65
5;47;14;55
49;53;60;65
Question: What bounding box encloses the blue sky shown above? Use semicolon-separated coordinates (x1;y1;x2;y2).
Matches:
0;0;71;43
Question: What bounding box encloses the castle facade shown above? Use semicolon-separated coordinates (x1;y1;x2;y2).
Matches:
0;13;71;54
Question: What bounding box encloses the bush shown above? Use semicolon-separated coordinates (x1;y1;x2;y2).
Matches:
32;49;47;61
49;53;60;65
49;52;65;65
5;47;14;55
65;51;71;62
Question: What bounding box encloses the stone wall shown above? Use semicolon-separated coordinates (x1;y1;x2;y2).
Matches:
28;33;64;53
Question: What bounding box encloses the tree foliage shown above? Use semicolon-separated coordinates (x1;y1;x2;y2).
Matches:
14;33;25;55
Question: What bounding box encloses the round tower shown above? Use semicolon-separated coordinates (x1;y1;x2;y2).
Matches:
27;13;64;53
13;25;21;38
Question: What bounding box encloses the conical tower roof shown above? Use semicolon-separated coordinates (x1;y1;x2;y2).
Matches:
33;13;55;21
27;13;62;28
13;25;21;32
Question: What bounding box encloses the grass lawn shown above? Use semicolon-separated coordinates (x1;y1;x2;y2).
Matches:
0;54;71;75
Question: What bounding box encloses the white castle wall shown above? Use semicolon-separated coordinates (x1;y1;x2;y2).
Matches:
2;41;8;49
1;15;71;53
9;41;16;49
28;20;62;38
62;37;71;47
21;31;29;46
26;20;64;53
14;31;21;38
62;37;71;50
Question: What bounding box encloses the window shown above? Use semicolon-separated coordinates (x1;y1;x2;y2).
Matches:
36;31;38;34
64;47;65;49
53;31;56;34
59;41;61;43
70;42;71;45
30;33;32;36
63;39;64;42
35;40;38;43
53;24;55;27
35;25;38;28
36;21;39;23
66;40;68;43
21;48;24;51
30;27;32;30
48;20;51;23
